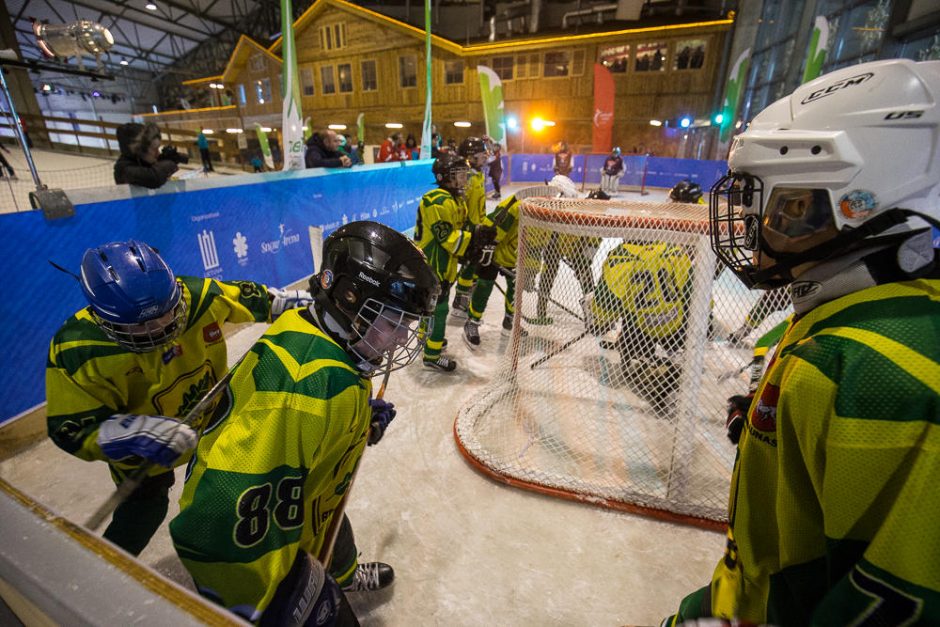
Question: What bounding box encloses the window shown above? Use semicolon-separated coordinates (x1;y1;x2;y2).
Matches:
301;67;315;96
254;78;271;104
361;59;377;91
528;53;540;79
543;51;570;77
515;54;528;79
399;55;417;88
319;23;347;50
635;42;667;72
572;50;585;76
492;56;513;80
599;45;630;73
249;53;266;73
338;63;353;93
675;39;707;70
237;83;247;104
321;66;336;94
444;60;464;84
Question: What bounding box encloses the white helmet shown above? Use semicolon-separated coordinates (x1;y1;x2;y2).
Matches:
710;58;940;289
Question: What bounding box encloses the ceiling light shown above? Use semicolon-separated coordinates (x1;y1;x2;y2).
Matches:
260;127;272;132
119;58;129;65
225;128;244;134
649;119;663;127
145;2;158;10
328;124;347;130
454;121;471;128
385;122;403;129
202;129;214;134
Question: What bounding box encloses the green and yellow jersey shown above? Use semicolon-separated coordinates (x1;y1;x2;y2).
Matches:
45;277;272;478
170;309;371;620
668;278;940;626
592;242;693;338
415;187;471;283
485;195;520;269
464;170;486;228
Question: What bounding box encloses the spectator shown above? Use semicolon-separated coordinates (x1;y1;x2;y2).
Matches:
250;153;264;173
113;122;187;189
488;142;503;200
552;140;573;176
431;132;443;158
196;128;213;172
0;143;16;179
305;130;352;169
338;134;359;165
378;132;403;162
405;134;419;160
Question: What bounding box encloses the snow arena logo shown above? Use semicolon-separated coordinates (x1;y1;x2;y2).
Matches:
261;223;301;254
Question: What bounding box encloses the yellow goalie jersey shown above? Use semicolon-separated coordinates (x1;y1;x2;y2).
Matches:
667;278;940;626
45;276;272;474
592;241;693;337
170;309;371;621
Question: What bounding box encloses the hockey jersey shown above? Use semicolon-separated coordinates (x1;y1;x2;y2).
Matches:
463;169;487;228
415;187;471;282
45;276;272;477
170;310;371;621
667;278;940;625
486;195;521;269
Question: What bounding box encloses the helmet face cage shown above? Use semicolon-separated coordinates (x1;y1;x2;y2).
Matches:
438;163;470;195
92;286;188;352
347;297;433;372
709;172;767;288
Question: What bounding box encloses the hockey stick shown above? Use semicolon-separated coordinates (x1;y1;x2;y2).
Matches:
498;266;585;323
529;329;590;370
84;359;241;531
317;359;392;567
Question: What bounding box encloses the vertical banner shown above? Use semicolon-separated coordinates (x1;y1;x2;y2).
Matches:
255;124;275;169
802;16;830;84
477;65;506;148
280;0;305;170
420;0;433;159
592;63;615;154
303;116;313;141
719;49;750;143
357;112;365;144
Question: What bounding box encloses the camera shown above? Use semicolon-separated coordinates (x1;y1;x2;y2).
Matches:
159;145;190;165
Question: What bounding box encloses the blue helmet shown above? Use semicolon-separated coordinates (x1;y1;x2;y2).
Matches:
80;240;187;352
612;146;621;157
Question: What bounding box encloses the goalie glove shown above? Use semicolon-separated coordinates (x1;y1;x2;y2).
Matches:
726;394;753;445
269;287;314;320
367;398;397;446
97;414;196;467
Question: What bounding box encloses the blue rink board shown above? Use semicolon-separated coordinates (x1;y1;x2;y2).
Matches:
0;160;433;422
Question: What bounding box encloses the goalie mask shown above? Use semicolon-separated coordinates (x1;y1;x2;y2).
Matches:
80;240;187;352
310;221;441;373
458;136;488;170
710;59;940;290
432;153;470;196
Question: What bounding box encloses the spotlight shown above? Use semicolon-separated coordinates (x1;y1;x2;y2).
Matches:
679;116;692;129
506;116;518;130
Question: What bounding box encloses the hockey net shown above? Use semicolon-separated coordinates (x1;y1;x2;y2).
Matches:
454;197;792;529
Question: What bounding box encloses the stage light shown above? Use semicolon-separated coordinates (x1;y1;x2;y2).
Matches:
506;116;518;130
33;20;114;70
530;117;554;132
712;112;724;125
679;116;692;129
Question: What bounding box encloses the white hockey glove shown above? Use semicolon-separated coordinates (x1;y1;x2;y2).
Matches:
269;288;314;320
97;414;196;468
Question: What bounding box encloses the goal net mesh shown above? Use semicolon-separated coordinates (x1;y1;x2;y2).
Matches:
454;197;792;528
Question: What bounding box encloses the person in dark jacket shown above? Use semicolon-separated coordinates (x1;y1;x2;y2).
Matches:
305;130;352;169
113;122;186;189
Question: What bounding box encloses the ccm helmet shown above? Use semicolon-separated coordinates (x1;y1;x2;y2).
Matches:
711;58;940;290
458;136;488;170
669;180;703;204
80;240;186;352
310;221;441;372
432;153;470;196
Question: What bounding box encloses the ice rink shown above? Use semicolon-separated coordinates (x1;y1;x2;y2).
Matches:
0;165;732;626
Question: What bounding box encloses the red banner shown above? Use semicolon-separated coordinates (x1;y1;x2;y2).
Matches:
592;63;615;154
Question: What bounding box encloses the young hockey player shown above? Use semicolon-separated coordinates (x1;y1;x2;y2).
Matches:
452;136;491;318
46;240;310;555
170;221;441;625
600;146;624;195
663;58;940;625
415;153;496;371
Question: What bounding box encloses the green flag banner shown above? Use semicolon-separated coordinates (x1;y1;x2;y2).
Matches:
477;65;506;148
303;117;312;141
280;0;304;170
420;0;433;159
357;112;365;144
255;124;274;169
720;48;750;143
802;16;829;84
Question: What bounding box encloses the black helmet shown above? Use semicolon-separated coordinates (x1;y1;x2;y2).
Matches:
458;136;488;169
669;179;703;203
310;221;441;372
432;153;470;195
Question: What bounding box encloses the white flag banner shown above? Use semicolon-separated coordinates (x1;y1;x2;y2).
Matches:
280;0;304;170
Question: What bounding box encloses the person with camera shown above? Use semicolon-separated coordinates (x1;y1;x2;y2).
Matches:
114;122;189;189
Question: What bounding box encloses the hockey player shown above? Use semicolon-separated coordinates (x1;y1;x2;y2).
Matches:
583;241;694;415
600;146;624;195
452;136;490;318
663;59;940;625
462;193;523;349
170;221;441;625
46;240;310;556
415;153;496;371
552;140;573;176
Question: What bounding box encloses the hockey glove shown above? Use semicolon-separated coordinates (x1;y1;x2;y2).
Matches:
726;394;752;445
465;224;497;267
269;288;314;320
367;398;397;446
97;414;196;467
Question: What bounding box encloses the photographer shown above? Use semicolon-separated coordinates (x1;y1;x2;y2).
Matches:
114;122;189;189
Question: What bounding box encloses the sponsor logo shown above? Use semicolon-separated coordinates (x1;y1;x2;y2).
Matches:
593;108;613;127
800;72;874;104
751;383;779;433
139;305;160;319
320;269;334;289
233;232;248;258
162;344;183;364
203;321;223;344
839;189;877;220
198;229;221;272
190;212;220;223
791;280;822;299
260;223;302;254
358;271;380;287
